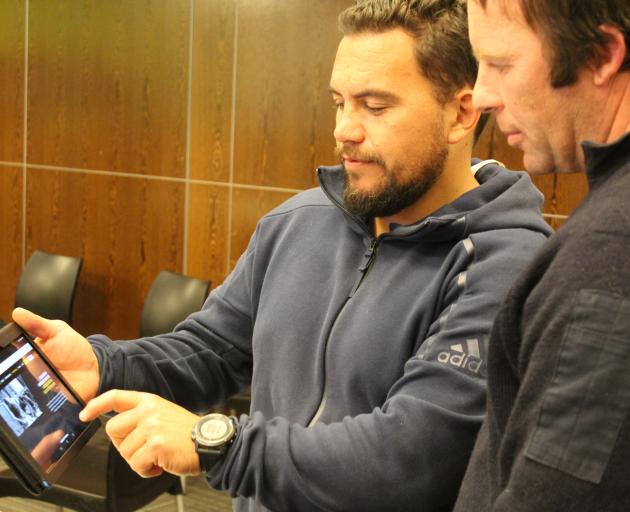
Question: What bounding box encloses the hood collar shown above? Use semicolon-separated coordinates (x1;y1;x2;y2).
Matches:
317;160;549;241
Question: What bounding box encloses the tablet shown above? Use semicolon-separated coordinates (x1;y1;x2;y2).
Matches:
0;322;100;495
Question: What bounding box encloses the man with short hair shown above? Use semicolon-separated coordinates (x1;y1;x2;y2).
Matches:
14;1;551;510
455;1;630;510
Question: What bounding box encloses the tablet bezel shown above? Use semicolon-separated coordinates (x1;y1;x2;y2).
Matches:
0;322;101;495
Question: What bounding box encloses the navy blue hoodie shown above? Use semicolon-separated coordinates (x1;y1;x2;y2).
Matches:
90;160;552;512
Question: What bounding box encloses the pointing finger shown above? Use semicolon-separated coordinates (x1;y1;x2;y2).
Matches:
80;389;144;421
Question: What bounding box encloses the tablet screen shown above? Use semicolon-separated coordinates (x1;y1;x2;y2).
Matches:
0;333;87;474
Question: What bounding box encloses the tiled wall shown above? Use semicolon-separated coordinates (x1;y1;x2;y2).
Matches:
0;0;587;338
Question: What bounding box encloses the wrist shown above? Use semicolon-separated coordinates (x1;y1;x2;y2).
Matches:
192;413;238;473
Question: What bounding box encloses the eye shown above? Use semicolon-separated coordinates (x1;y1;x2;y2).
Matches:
333;101;344;111
488;62;510;74
365;105;387;115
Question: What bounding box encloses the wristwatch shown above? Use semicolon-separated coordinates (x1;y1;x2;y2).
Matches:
191;413;237;473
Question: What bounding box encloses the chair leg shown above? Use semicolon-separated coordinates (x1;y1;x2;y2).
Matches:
175;492;185;512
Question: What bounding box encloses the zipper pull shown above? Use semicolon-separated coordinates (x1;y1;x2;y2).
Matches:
349;238;378;297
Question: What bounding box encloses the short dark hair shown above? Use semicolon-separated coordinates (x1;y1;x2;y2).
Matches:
476;0;630;88
338;0;478;104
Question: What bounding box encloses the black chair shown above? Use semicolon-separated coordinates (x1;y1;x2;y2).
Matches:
0;270;211;511
1;250;83;327
140;270;210;337
15;250;83;325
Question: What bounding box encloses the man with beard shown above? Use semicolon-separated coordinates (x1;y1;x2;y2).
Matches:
13;1;551;511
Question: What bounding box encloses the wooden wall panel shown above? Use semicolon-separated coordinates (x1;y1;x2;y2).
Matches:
187;184;230;287
230;188;297;268
26;169;184;339
233;0;353;189
0;167;23;322
27;0;190;176
190;0;235;182
531;173;588;216
0;1;25;162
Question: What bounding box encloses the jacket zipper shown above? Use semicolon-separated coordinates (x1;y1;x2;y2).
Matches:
307;236;380;426
349;238;379;297
310;166;463;425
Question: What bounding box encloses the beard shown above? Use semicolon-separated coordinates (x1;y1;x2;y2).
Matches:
336;140;448;219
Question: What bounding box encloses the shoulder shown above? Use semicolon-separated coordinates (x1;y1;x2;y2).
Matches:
468;226;548;268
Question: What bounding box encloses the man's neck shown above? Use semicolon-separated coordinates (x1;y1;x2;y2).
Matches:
373;153;479;237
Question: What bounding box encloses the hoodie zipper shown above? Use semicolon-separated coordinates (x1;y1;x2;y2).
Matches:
308;172;381;427
307;235;380;427
310;168;444;426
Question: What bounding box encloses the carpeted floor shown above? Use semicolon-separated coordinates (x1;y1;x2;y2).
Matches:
0;475;232;512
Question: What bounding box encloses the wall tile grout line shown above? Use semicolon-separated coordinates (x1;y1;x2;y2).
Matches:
21;0;29;267
182;0;196;276
2;160;571;223
0;161;304;194
226;2;240;273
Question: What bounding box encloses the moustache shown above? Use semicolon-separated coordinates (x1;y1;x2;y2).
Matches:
334;145;385;167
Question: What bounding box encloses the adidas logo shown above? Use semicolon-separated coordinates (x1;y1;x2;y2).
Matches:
438;339;484;374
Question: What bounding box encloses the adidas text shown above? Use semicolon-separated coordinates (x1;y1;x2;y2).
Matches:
437;351;482;373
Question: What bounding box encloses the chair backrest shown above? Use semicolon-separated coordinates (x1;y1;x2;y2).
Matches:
139;270;210;337
14;250;83;324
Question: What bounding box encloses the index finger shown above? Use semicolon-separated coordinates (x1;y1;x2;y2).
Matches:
79;389;144;421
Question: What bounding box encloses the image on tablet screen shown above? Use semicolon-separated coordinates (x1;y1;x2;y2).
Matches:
0;334;87;472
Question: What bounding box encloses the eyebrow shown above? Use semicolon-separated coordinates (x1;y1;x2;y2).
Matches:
473;48;512;63
328;86;399;103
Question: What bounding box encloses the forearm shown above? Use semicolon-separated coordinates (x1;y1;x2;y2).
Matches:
210;371;485;512
88;308;252;412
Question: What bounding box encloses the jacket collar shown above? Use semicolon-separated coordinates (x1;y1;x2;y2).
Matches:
316;161;503;241
583;131;630;190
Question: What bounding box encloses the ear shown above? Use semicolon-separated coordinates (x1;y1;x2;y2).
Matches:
446;87;480;145
592;25;627;86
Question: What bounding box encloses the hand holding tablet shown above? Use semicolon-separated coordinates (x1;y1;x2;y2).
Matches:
0;322;100;495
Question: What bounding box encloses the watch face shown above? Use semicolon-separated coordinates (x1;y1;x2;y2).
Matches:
196;414;235;447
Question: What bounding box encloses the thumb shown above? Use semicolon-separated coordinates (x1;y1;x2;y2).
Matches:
12;307;63;340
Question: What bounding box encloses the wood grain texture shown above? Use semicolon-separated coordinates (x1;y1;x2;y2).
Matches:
186;183;230;287
26;169;184;338
230;188;297;269
0;1;25;162
27;0;190;176
531;173;588;217
189;0;235;182
0;167;23;321
233;0;353;189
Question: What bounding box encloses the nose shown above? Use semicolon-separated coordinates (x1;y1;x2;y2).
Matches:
473;66;503;114
333;107;365;145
